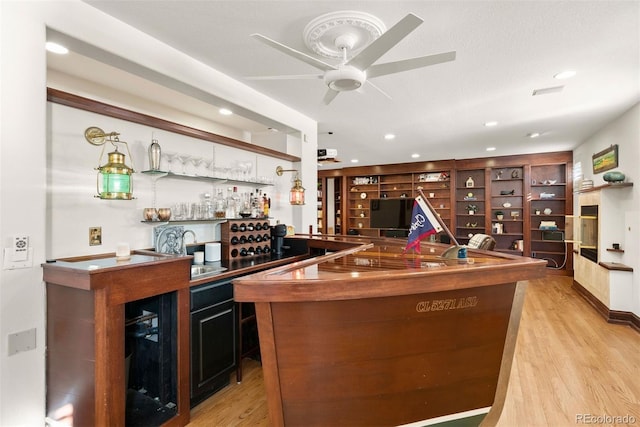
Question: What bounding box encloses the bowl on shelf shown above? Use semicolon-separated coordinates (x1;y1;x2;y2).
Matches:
157;208;172;221
603;171;625;183
239;212;252;218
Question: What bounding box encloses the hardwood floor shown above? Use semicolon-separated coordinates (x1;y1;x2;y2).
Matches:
188;276;640;427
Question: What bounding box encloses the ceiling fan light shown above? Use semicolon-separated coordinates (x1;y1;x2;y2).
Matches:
324;67;365;91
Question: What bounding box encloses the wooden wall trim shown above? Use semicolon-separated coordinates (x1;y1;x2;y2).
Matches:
47;88;301;163
572;280;640;333
320;152;572;178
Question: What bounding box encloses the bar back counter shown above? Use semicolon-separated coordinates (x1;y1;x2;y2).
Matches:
233;236;547;427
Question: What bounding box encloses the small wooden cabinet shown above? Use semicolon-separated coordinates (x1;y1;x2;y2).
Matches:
190;279;236;407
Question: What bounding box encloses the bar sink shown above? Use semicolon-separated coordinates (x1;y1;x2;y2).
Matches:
191;264;227;279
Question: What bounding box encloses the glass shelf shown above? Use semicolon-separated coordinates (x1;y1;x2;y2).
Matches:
141;219;228;225
140;170;273;187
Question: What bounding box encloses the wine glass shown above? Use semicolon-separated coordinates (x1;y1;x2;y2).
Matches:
202;158;214;177
163;152;177;173
176;154;191;175
190;156;204;176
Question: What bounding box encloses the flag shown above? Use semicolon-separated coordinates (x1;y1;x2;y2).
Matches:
404;195;443;254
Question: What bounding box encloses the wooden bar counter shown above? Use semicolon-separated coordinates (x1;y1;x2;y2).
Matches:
43;253;192;427
233;236;547;427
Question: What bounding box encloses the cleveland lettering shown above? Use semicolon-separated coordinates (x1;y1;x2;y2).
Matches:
416;296;478;312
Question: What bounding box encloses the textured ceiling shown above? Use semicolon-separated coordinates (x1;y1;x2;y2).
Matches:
57;1;640;169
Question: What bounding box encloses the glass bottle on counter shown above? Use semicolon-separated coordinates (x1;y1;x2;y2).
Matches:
225;187;236;219
232;187;241;218
263;193;270;217
202;193;214;220
214;189;226;218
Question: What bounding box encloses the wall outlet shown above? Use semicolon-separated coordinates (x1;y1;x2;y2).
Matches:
90;227;102;246
8;328;36;356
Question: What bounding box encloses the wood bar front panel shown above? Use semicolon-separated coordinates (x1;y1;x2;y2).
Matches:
266;283;516;427
47;284;97;425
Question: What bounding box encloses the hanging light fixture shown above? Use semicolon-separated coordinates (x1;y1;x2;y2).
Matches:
84;127;135;200
276;166;305;205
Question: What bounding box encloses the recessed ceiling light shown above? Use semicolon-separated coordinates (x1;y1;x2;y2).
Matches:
484;121;498;127
528;132;540;138
532;86;564;96
486;147;496;152
350;159;359;163
554;70;576;80
411;153;420;158
384;133;395;140
46;42;68;54
219;108;233;116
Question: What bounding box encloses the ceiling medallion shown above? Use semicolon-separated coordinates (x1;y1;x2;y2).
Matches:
303;11;387;59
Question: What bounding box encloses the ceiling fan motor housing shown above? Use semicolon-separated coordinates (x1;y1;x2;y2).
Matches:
324;66;366;91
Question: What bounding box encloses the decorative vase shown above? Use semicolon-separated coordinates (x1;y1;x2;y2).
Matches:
603;171;625;183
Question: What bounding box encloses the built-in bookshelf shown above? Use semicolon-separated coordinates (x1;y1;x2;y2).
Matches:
319;153;573;274
489;166;524;254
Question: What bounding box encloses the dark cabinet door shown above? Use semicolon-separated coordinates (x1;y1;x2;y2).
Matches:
190;298;236;406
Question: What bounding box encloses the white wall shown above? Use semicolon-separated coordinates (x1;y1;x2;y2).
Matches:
48;103;296;258
573;102;640;316
1;1;316;424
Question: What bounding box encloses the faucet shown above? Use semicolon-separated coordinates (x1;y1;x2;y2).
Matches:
182;230;197;255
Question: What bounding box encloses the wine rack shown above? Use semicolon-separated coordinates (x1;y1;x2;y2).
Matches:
221;219;271;260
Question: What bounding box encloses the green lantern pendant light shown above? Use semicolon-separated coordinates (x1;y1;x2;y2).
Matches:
85;127;135;200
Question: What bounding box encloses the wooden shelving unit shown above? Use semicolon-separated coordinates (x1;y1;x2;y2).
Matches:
455;168;486;245
319;153;573;274
529;163;571;272
489;166;524;254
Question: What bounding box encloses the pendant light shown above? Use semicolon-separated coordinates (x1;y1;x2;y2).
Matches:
276;166;305;205
84;127;135;200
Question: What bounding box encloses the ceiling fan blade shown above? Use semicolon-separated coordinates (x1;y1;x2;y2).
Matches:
246;74;323;80
346;13;423;71
323;88;340;105
366;51;456;78
364;80;392;100
251;33;337;72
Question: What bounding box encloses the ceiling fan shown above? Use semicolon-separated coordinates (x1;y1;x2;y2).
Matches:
248;12;456;105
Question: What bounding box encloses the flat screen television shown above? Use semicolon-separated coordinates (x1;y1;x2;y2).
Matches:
369;198;414;229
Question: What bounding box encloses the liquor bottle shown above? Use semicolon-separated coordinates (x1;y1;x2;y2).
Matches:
214;189;226;218
225;187;236;219
263;193;269;217
202;193;214;220
232;187;241;218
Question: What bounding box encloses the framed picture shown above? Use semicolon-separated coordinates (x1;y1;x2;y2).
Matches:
592;144;618;174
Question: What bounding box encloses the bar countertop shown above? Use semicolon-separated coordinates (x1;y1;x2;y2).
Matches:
233;235;547;302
